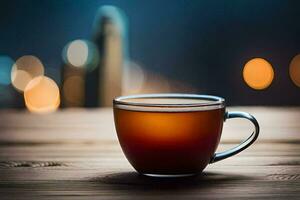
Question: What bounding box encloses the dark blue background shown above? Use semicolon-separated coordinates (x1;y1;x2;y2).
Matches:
1;0;300;106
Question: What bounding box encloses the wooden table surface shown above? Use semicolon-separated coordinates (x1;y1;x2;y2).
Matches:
0;107;299;199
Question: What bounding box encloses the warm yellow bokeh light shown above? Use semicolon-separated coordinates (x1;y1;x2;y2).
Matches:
11;55;44;92
24;76;60;113
67;40;89;67
63;75;85;106
243;58;274;90
289;54;300;87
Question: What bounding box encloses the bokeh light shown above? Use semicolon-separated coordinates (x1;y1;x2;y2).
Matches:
122;61;145;95
289;54;300;87
67;40;88;67
0;55;14;85
63;39;99;71
243;58;274;90
122;61;197;95
11;55;44;92
63;75;85;106
24;76;60;113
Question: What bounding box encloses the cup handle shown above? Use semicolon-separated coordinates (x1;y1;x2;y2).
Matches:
210;111;260;163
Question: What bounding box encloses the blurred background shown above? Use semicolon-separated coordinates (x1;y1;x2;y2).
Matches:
1;0;300;113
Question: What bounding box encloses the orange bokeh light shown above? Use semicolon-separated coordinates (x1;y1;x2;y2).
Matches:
289;54;300;87
243;58;274;90
11;55;44;92
24;76;60;113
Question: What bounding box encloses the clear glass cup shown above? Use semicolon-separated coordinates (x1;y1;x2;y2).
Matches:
113;94;259;177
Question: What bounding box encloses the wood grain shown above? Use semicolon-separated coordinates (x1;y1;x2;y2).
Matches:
0;107;299;199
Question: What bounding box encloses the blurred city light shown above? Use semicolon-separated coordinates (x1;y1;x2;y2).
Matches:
63;39;99;71
243;58;274;90
24;76;60;113
289;54;300;87
122;61;197;95
63;75;85;106
122;61;145;95
0;55;14;85
11;55;44;92
67;40;88;67
127;69;170;94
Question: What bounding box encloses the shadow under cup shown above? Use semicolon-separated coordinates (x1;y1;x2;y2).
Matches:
113;94;258;177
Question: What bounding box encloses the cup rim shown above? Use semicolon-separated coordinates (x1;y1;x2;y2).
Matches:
113;93;225;108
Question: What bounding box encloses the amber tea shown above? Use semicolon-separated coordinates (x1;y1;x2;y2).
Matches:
113;94;259;177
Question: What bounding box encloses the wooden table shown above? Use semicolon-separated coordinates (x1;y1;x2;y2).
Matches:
0;107;299;199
